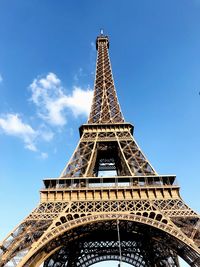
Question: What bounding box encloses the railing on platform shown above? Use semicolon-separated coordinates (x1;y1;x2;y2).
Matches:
42;175;178;190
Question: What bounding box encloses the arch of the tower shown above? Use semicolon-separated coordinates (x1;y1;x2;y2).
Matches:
17;214;200;267
42;234;179;267
43;239;147;267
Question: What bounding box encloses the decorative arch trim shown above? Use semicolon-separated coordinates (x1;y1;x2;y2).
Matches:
19;213;199;267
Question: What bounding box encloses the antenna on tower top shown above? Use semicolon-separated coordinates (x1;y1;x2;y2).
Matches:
100;29;104;35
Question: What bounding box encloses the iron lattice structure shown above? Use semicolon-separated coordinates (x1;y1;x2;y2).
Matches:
0;34;200;267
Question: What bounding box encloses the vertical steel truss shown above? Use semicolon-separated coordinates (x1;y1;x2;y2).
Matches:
0;33;200;267
60;125;157;178
88;34;124;124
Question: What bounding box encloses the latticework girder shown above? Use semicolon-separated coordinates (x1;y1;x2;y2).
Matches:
88;35;124;124
43;237;179;267
1;197;200;266
60;124;157;178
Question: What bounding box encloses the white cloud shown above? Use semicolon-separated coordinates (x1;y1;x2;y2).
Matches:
0;74;3;83
26;143;37;152
40;152;48;159
0;72;93;154
29;72;93;126
91;42;96;51
0;113;53;152
0;114;37;151
73;68;84;82
37;125;54;141
64;87;93;117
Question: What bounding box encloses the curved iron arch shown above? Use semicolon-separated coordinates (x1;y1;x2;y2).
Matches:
43;221;180;267
19;213;200;267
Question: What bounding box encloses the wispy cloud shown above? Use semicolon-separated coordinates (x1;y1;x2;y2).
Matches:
0;113;53;152
90;42;96;78
40;152;48;159
91;41;96;51
63;86;93;116
29;72;93;126
73;67;84;83
0;72;93;155
0;113;38;151
0;74;3;83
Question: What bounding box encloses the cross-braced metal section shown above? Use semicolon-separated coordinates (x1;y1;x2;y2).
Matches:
88;34;124;124
43;240;147;267
1;198;200;266
23;219;186;267
60;124;156;177
43;238;179;267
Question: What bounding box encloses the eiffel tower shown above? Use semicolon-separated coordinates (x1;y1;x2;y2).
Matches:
1;33;200;267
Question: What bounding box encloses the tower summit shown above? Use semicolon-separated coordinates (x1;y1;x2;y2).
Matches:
89;32;123;124
0;34;200;267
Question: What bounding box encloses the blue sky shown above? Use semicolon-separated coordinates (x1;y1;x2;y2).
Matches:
0;1;200;266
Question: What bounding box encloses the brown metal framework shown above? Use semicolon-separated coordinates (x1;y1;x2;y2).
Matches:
0;33;200;267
